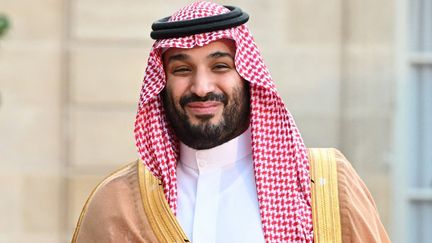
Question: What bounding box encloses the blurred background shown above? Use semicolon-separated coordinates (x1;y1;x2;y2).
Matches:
0;0;431;242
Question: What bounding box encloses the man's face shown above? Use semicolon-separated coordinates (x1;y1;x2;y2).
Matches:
161;39;250;150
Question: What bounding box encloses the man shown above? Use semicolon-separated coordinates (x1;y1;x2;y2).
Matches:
72;1;390;242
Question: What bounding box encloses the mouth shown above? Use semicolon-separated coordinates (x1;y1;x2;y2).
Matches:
185;101;222;116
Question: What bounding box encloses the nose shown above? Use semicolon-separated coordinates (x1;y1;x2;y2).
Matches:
190;69;215;97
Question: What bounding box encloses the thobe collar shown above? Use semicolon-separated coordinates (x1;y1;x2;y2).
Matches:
179;127;252;171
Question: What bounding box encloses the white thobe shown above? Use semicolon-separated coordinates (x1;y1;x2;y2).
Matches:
176;128;265;243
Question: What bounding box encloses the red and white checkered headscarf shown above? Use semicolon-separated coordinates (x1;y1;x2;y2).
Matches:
134;1;313;242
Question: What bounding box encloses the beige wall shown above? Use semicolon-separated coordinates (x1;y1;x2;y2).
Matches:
0;0;394;241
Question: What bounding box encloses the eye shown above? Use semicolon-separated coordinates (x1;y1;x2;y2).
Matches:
172;66;191;75
212;63;231;71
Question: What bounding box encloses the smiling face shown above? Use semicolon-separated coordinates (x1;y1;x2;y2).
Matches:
161;39;250;149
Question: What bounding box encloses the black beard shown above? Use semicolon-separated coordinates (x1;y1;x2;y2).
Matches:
161;83;250;150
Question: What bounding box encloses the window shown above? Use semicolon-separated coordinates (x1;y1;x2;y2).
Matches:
395;0;432;242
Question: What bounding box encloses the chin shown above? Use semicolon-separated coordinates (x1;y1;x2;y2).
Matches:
191;114;222;124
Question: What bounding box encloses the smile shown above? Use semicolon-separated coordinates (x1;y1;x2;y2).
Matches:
186;101;222;116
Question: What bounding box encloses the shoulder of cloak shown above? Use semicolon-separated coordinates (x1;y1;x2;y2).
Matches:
71;160;159;243
334;149;391;243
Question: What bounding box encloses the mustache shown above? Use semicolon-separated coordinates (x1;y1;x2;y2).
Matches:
180;93;228;107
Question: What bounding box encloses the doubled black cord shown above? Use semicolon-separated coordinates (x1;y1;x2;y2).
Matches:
150;6;249;40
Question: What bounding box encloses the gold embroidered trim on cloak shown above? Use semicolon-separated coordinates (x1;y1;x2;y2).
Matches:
308;148;342;243
138;160;190;242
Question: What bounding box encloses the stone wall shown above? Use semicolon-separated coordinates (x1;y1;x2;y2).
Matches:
0;0;394;241
0;0;64;242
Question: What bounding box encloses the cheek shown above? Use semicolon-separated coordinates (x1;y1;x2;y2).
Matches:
165;81;181;102
165;89;186;114
224;77;246;97
166;78;189;100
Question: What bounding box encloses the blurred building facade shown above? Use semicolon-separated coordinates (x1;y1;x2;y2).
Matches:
0;0;430;242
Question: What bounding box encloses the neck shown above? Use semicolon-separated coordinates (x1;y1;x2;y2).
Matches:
179;126;252;169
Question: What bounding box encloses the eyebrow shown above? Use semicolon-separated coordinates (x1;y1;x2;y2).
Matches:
166;51;234;64
208;51;234;60
166;53;189;63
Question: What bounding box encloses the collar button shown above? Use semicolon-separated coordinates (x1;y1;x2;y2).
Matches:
198;160;207;167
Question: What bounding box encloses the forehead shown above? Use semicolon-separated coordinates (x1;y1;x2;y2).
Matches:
162;39;236;60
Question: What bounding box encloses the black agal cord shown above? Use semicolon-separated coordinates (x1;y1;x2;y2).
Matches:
150;6;249;40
